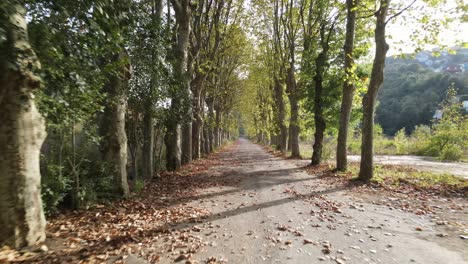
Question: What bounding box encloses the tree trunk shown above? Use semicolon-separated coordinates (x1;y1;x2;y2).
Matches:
202;125;209;156
206;97;214;152
191;76;204;160
286;66;300;158
311;61;326;165
359;0;390;181
311;24;330;166
165;118;181;171
128;110;139;181
273;78;287;153
181;120;192;164
0;3;46;248
208;126;214;152
142;105;154;179
336;0;358;171
99;51;130;197
214;108;221;147
167;0;191;169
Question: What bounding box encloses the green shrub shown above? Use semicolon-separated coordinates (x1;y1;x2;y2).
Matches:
440;145;463;161
394;129;409;154
348;140;361;154
41;163;72;215
133;179;145;194
322;136;337;160
409;125;431;155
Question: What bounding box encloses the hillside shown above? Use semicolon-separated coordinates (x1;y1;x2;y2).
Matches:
376;48;468;135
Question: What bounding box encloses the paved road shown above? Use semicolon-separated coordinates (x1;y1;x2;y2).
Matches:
347;155;468;178
153;139;466;264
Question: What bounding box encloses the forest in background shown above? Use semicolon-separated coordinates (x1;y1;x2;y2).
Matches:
376;48;468;135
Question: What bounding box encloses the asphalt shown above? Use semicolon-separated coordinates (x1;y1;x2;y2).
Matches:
150;139;467;264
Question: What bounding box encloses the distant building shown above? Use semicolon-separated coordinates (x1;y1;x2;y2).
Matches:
433;109;443;119
463;100;468;112
434;96;468;119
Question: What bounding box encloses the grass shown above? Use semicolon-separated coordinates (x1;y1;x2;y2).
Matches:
261;140;467;191
346;163;468;189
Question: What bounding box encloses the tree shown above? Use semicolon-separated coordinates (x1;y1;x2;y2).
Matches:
97;0;134;197
310;1;341;166
271;0;288;153
190;0;227;159
358;0;390;181
283;0;301;158
165;0;192;170
99;50;131;197
0;2;46;248
336;0;358;171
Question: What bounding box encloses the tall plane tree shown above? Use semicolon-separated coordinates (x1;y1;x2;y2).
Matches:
358;0;417;180
283;0;301;158
98;1;132;197
336;0;358;171
0;1;46;248
166;0;191;170
311;1;340;165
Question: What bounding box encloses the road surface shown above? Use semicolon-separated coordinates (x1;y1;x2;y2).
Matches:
347;155;468;178
151;139;467;264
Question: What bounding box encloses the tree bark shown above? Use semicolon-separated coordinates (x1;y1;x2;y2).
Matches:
181;118;192;164
214;108;221;147
311;25;329;166
273;78;288;153
142;105;154;179
202;125;209;155
358;0;390;181
191;76;204;160
165;118;181;171
336;0;358;171
286;66;300;158
167;0;191;169
0;3;47;248
99;51;130;197
206;97;215;152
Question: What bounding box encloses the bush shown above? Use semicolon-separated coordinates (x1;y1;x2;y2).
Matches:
394;129;409;154
348;140;361;154
41;163;72;215
440;145;463;161
409;125;431;155
322;136;337;160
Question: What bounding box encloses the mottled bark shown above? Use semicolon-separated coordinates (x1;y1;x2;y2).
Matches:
202;125;209;156
287;67;300;158
336;0;358;171
273;78;288;153
191;76;204;160
165;118;181;171
128;111;139;181
142;105;154;179
214;108;221;147
359;0;390;181
99;51;130;198
0;3;46;248
206;97;215;152
181;119;192;164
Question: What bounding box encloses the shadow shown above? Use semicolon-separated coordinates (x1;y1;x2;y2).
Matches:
163;168;320;207
30;139;344;262
55;185;346;261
